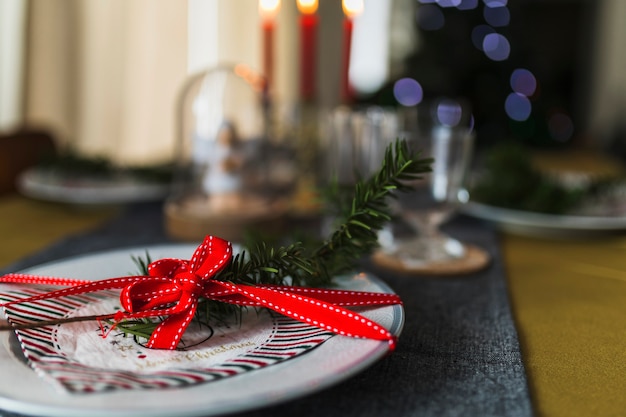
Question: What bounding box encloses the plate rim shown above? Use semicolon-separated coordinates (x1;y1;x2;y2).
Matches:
0;243;404;417
17;167;170;205
463;200;626;231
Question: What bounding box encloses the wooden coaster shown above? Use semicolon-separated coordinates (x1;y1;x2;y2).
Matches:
164;195;287;242
371;244;491;276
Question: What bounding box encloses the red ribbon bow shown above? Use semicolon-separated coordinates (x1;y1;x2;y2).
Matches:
0;236;402;350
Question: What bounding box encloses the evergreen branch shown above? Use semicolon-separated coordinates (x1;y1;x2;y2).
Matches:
131;251;152;275
212;139;431;285
311;139;431;277
216;242;320;287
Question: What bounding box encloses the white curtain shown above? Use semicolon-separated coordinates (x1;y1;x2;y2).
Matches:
24;0;188;165
0;0;28;130
588;0;626;145
22;0;291;165
13;0;410;166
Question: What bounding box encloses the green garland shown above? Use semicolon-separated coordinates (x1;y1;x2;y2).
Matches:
40;150;174;183
470;143;584;214
470;143;625;215
119;139;432;340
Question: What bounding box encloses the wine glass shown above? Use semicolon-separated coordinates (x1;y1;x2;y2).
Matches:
377;98;476;270
321;106;397;234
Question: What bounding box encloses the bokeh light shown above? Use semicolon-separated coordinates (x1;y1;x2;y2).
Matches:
483;5;510;27
471;25;496;50
393;78;423;106
483;33;510;61
437;0;462;7
510;68;537;97
457;0;479;10
435;100;464;126
416;5;445;31
548;112;574;142
483;0;507;7
505;93;531;121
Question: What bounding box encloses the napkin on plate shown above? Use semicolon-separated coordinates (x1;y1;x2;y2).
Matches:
0;289;333;393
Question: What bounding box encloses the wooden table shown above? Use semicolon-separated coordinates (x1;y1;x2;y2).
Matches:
1;193;625;417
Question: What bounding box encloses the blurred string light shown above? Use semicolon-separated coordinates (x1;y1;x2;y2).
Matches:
510;68;537;97
434;99;475;129
505;69;536;122
417;0;511;60
435;100;463;126
471;25;496;50
436;0;462;7
393;78;423;106
483;0;507;7
417;0;475;7
413;0;572;139
474;3;510;61
456;0;478;10
483;5;510;27
482;33;510;61
505;93;531;121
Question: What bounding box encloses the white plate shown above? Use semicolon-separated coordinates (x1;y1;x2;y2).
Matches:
0;244;403;417
17;167;170;205
462;201;626;238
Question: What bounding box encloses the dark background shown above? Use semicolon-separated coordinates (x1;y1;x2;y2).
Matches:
359;0;600;152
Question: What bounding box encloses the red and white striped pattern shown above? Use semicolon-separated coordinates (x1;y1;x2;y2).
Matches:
1;290;333;393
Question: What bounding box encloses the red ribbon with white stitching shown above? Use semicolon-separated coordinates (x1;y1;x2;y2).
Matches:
0;236;401;350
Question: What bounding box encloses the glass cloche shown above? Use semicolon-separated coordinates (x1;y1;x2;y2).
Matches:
165;64;290;241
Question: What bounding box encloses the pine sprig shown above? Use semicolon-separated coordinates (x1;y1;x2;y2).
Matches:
217;242;321;287
116;139;431;341
213;139;431;284
130;251;152;275
311;139;432;277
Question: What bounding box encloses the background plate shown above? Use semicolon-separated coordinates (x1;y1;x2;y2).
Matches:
17;167;170;205
462;201;626;238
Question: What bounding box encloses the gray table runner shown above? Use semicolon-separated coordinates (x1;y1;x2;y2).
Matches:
1;202;533;417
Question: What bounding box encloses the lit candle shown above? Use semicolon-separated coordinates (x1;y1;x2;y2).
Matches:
297;0;319;102
341;0;363;104
259;0;281;91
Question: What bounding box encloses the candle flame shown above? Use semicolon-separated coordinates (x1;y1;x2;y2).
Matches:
342;0;364;19
259;0;280;20
297;0;318;15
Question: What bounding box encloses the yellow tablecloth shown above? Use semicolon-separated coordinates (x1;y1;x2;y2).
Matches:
0;194;116;268
0;193;625;416
503;233;626;417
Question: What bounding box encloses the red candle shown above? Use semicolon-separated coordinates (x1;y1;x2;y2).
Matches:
341;0;363;104
259;0;281;91
262;21;274;90
297;0;319;102
341;17;353;104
